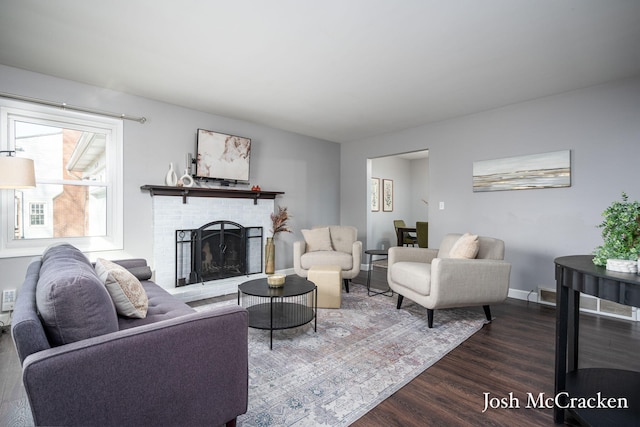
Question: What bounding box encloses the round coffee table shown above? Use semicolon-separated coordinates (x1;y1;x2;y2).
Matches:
238;275;317;349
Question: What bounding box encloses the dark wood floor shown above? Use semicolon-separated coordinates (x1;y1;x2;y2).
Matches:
352;268;640;427
1;266;639;426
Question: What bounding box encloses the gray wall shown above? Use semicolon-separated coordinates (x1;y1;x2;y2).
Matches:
410;157;429;224
0;64;340;294
3;63;640;298
342;76;640;293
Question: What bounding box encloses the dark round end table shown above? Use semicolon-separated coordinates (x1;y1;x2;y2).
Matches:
238;275;317;349
365;249;393;297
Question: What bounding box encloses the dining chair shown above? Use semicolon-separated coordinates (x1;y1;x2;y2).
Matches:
393;220;417;246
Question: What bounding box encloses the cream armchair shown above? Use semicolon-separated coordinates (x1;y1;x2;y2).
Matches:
387;233;511;328
294;225;362;292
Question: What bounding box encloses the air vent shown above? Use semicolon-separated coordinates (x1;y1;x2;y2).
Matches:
537;287;636;321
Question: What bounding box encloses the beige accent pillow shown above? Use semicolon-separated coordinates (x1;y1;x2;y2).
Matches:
449;233;480;259
301;227;334;252
95;258;148;318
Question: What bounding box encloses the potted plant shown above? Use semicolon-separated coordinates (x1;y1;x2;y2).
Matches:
592;192;640;272
265;206;291;274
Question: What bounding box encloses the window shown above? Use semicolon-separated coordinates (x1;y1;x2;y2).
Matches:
29;202;46;226
1;102;123;257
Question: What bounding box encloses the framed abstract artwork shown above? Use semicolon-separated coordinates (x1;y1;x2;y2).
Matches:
195;129;251;183
371;178;380;211
382;179;393;212
473;150;571;192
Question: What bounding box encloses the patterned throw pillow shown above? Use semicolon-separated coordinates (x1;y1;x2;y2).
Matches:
95;258;148;318
449;233;480;259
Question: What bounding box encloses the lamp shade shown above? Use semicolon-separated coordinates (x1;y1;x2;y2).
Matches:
0;156;36;189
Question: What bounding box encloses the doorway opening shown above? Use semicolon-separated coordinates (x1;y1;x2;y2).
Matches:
367;149;429;252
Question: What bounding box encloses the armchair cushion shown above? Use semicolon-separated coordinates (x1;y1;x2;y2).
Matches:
300;250;353;271
327;226;356;253
95;258;149;319
449;232;480;259
302;227;334;252
389;262;431;295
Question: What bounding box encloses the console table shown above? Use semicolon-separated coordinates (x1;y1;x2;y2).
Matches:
554;255;640;425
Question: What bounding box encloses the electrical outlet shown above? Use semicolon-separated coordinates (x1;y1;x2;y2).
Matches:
2;289;16;311
439;201;445;210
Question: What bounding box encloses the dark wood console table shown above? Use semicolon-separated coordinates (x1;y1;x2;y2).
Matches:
554;255;640;425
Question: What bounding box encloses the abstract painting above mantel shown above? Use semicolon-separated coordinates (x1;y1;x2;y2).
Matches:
473;150;571;192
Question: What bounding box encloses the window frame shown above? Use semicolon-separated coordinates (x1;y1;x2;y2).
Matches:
28;201;47;227
0;101;123;258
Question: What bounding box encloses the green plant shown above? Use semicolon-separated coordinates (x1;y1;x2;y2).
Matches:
592;192;640;266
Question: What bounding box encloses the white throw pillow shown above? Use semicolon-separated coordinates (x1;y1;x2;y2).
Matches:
95;258;148;318
449;233;479;259
301;227;334;252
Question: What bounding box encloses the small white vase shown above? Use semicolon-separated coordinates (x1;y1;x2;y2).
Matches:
180;169;194;187
606;259;638;273
165;163;177;186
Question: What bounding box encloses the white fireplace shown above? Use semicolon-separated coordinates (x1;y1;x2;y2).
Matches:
150;195;274;301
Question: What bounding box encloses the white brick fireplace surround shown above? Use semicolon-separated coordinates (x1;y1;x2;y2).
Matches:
151;195;274;302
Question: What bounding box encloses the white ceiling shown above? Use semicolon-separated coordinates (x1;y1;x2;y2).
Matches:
1;1;639;143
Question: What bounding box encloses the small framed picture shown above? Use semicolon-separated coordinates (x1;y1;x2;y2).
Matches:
371;178;380;211
382;179;393;212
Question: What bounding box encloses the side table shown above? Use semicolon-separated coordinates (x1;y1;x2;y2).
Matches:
365;249;393;296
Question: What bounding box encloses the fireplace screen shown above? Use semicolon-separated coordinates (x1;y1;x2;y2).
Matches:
175;221;263;286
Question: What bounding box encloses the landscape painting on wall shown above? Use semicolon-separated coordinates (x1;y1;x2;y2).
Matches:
473;150;571;192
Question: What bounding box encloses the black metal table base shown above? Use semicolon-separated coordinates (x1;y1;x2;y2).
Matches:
238;276;317;350
365;249;393;297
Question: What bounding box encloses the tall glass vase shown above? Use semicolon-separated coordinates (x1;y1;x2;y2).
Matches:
265;237;275;274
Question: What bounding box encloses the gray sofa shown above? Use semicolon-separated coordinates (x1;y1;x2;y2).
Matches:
11;243;248;427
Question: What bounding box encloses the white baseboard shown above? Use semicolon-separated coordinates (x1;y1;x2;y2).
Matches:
508;288;539;303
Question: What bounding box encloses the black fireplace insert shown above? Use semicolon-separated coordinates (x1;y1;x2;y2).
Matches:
175;220;263;286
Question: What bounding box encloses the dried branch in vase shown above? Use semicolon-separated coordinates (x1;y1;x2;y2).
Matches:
270;206;292;238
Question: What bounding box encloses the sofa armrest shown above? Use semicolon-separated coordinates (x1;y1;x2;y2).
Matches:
111;258;148;269
430;258;511;307
388;247;438;265
22;305;248;427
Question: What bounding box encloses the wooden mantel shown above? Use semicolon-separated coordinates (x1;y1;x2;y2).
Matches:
140;185;284;204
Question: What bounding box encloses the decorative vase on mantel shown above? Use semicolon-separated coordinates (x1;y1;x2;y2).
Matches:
165;163;177;186
265;237;275;274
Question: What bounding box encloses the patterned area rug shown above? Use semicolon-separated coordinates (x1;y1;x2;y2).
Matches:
194;284;487;426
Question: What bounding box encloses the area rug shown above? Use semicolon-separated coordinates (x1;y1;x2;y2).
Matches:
194;284;487;426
